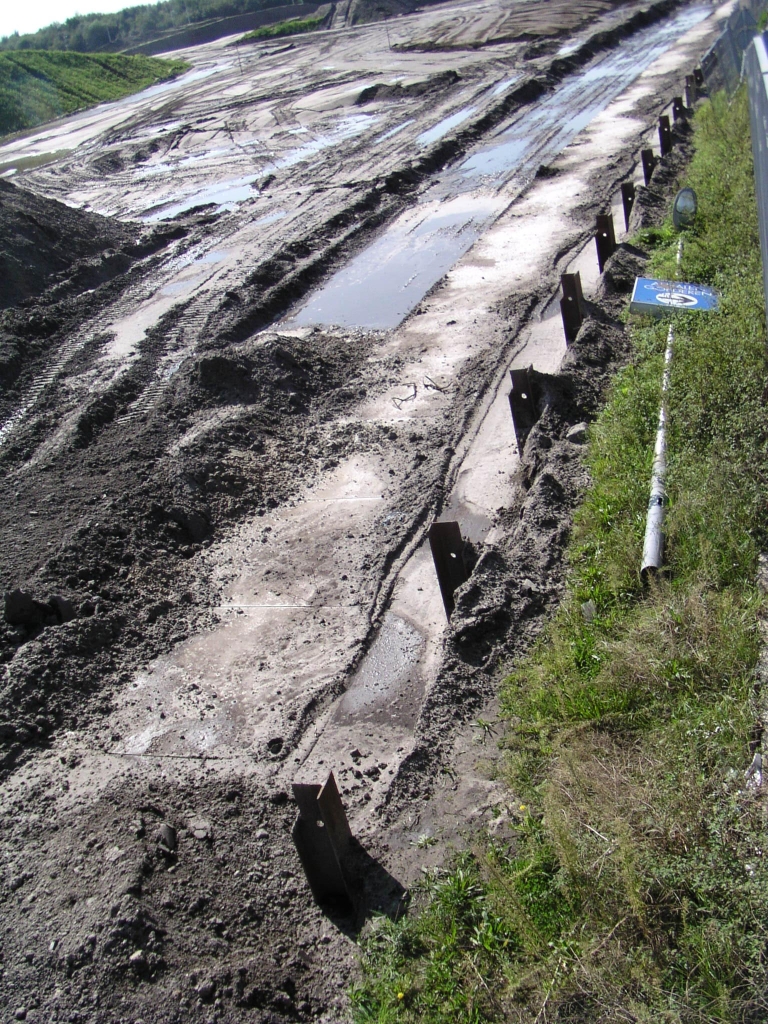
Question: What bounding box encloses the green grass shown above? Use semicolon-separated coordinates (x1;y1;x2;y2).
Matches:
0;51;188;137
0;0;308;55
236;14;325;43
352;88;768;1023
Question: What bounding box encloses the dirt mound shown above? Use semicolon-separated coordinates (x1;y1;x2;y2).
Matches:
0;180;191;392
330;0;424;28
356;69;460;104
628;119;694;231
0;179;138;311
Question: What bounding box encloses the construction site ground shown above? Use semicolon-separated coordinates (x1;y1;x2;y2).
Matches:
0;0;729;1020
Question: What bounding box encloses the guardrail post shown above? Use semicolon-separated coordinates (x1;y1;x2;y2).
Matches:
658;115;672;156
428;521;469;618
684;74;697;107
694;66;703;87
595;212;616;273
620;181;636;231
292;772;358;910
672;95;685;121
641;147;656;185
560;272;584;344
508;365;539;451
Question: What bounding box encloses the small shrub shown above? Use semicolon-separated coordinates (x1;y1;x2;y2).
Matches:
237;15;325;43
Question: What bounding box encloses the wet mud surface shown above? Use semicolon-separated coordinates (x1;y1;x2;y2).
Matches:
0;0;720;1019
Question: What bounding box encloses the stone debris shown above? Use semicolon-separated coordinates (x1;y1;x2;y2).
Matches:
745;750;762;789
188;817;212;840
566;422;588;444
158;823;177;852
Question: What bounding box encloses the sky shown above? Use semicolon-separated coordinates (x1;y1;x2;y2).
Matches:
0;0;137;39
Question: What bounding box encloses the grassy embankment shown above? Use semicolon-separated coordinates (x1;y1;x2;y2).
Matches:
352;88;768;1023
236;14;325;42
0;51;188;137
0;0;309;54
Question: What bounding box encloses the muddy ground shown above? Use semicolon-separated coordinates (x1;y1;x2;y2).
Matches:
0;0;724;1021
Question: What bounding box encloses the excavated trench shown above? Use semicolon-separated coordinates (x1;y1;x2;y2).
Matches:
0;1;729;1021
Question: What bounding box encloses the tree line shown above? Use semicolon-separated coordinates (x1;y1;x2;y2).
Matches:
0;0;300;53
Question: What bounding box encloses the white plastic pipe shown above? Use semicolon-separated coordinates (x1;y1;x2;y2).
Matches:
641;323;674;577
641;238;683;578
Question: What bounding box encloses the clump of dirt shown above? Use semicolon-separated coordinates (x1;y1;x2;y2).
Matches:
0;179;137;311
356;69;460;104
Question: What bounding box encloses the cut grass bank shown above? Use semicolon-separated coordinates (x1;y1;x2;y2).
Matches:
352;88;768;1023
236;14;325;42
0;51;188;137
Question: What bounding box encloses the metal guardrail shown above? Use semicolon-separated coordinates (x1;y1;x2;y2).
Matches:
746;34;768;325
701;2;763;97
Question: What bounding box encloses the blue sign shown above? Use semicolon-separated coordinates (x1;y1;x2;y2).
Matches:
630;277;720;317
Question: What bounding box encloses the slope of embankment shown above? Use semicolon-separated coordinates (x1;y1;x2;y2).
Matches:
0;52;188;137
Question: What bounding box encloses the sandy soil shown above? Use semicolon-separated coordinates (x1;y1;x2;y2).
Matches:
0;0;728;1020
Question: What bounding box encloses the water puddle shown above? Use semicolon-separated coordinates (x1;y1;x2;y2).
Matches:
0;149;72;177
491;75;519;96
176;147;236;168
254;209;287;225
293;193;502;329
556;40;581;57
340;613;424;715
270;113;378;170
459;5;708;186
142;174;257;220
459;136;529;177
195;248;230;264
160;280;199;296
417;105;477;146
376;118;415;142
291;3;710;330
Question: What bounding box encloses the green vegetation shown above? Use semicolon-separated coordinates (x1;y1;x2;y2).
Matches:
236;14;324;42
0;0;306;54
0;51;188;136
352;88;768;1023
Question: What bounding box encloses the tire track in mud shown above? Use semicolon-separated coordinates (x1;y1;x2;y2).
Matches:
0;228;235;460
268;25;711;837
162;0;709;346
0;0;705;462
0;225;196;452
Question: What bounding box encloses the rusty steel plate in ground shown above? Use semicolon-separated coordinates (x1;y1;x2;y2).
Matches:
508;365;540;451
292;772;357;909
428;520;469;618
